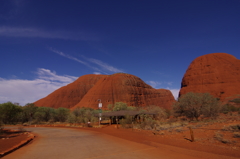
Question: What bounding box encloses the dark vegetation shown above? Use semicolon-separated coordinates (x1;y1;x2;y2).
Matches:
0;93;240;130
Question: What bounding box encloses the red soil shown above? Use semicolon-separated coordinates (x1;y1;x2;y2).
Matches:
2;114;240;158
83;120;240;158
0;130;30;153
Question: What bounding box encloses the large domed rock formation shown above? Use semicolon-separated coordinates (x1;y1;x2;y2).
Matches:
179;53;240;100
72;73;175;110
34;74;106;108
35;73;175;110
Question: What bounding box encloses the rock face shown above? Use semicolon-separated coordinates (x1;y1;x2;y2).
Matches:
72;73;175;110
179;53;240;101
35;73;175;110
34;74;106;108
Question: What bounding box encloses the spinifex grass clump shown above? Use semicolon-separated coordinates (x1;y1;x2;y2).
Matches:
222;124;240;132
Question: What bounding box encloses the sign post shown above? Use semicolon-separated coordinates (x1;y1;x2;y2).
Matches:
98;99;102;127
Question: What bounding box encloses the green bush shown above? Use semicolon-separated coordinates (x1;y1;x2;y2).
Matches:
173;92;221;120
120;115;133;128
113;102;128;111
70;107;97;124
0;102;22;124
21;103;38;124
230;98;240;104
221;104;239;114
139;115;156;130
145;105;167;120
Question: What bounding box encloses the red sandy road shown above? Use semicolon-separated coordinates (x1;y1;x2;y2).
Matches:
3;127;239;159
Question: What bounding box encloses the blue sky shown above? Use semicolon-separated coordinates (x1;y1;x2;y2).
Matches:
1;0;240;106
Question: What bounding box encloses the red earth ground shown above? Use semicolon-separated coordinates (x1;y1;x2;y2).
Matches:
1;114;240;158
0;129;31;153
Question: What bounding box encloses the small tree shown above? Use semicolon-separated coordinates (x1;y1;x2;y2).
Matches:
145;105;167;120
70;107;97;124
0;102;22;124
201;93;221;118
22;103;38;123
173;92;220;120
107;104;113;111
55;107;70;122
33;107;56;123
113;102;128;111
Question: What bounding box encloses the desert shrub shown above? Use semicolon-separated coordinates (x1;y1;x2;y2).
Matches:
108;102;136;112
54;107;70;122
139;115;156;130
113;102;128;111
33;107;54;123
120;115;133;128
175;127;183;132
67;113;76;124
222;124;240;132
155;121;186;131
83;109;96;123
230;98;240;104
229;125;240;132
0;102;22;124
213;131;231;144
0;121;3;135
221;104;239;114
107;104;113;111
145;105;168;120
214;131;223;141
233;132;240;138
127;106;137;111
70;107;97;124
21;103;38;124
173;92;220;121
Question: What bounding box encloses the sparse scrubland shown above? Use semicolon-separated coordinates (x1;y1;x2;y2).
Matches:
1;92;240;151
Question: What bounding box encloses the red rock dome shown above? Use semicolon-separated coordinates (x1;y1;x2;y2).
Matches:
72;73;175;110
179;53;240;100
34;73;175;110
34;74;106;108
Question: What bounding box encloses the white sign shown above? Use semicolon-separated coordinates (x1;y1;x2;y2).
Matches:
98;103;102;108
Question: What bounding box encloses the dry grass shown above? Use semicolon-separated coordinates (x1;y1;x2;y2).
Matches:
233;132;240;138
214;131;232;144
222;124;240;132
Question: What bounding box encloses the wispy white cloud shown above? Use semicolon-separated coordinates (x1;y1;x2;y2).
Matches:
0;26;98;41
36;68;77;83
147;81;162;88
166;82;173;86
93;72;102;75
0;68;78;106
50;48;123;74
50;48;102;72
85;57;123;73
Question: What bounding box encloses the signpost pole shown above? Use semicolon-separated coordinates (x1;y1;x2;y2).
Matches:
98;99;102;127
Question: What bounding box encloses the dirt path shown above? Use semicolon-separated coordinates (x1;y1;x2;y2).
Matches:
2;127;239;159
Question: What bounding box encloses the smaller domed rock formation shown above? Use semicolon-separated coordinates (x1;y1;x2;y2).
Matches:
72;73;175;110
179;53;240;101
34;73;175;110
